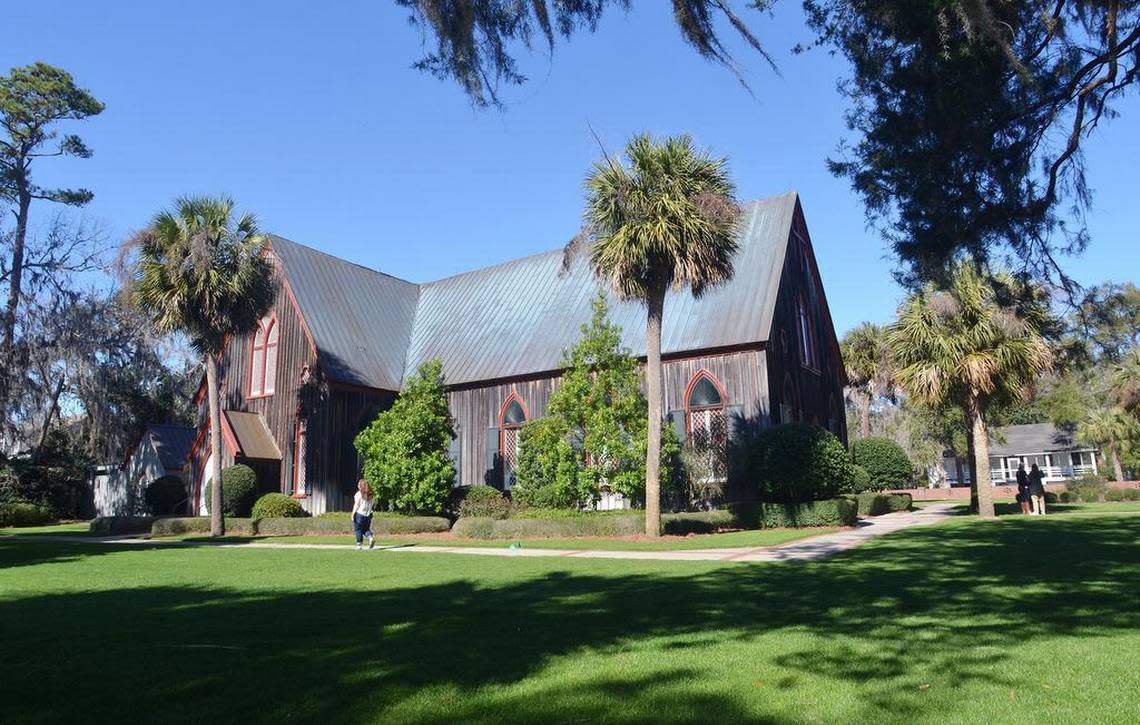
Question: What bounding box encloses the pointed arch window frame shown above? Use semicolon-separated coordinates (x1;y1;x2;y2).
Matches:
249;315;279;398
683;370;729;481
498;393;529;488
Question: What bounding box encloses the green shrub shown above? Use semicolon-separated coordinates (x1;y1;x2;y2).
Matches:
205;464;259;517
458;485;511;519
149;517;255;536
355;359;456;514
850;465;872;494
1122;488;1140;501
1044;491;1060;504
251;493;307;518
850;492;913;516
1059;490;1077;503
1103;488;1124;502
144;475;187;515
0;500;54;527
661;509;736;535
510;507;634;519
90;516;159;536
748;423;855;502
453;513;644;539
1067;473;1108;503
851;437;914;490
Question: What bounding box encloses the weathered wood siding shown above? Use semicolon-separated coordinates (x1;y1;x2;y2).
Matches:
765;202;847;443
307;386;396;513
447;349;767;487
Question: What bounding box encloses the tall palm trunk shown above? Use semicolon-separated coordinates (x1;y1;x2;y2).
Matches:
644;290;665;537
859;393;871;438
967;394;995;519
206;353;226;537
1109;445;1124;482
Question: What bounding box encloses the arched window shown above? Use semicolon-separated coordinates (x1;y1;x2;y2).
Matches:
499;395;527;488
685;371;728;481
797;295;818;369
249;316;279;397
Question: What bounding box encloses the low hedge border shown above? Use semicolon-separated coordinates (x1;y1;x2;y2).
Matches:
90;516;164;536
847;492;913;517
149;515;449;537
454;498;858;539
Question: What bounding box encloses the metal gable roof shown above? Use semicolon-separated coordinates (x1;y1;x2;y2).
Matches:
404;193;798;385
267;234;420;391
267;192;799;390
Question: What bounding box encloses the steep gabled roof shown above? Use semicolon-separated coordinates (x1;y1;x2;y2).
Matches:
268;192;801;389
267;235;420;391
146;424;197;470
406;193;798;385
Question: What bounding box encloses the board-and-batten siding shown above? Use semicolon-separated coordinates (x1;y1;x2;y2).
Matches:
192;271;316;497
447;349;768;486
308;387;396;514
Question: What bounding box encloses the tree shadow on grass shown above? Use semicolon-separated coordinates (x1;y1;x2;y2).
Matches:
1;516;1138;722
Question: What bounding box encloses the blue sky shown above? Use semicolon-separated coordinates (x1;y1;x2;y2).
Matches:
6;1;1137;336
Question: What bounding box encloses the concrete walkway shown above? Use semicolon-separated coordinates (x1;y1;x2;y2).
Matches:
5;504;959;563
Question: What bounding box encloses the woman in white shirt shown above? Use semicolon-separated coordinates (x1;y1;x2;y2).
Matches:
351;479;375;550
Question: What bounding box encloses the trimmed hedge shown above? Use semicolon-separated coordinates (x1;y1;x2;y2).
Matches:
850;437;914;491
848;492;912;516
148;517;255;536
251;493;307;519
661;510;736;535
205;464;259;517
453;513;644;539
91;516;162;536
851;465;872;494
457;485;510;520
748;423;855;502
0;501;53;527
149;515;449;537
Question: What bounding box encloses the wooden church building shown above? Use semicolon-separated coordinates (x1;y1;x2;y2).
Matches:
188;192;847;513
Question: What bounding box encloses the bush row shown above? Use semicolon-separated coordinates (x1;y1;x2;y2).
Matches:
148;515;450;537
452;498;858;539
0;501;54;528
1060;487;1140;503
844;492;913;517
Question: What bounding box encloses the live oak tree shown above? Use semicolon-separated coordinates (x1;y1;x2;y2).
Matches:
128;197;276;537
805;0;1140;289
569;134;740;535
396;0;776;107
0;63;104;430
887;262;1053;518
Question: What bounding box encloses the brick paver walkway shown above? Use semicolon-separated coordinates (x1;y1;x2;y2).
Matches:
5;504;959;563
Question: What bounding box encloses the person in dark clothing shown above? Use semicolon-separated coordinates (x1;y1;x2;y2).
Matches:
1015;464;1031;514
1028;463;1047;515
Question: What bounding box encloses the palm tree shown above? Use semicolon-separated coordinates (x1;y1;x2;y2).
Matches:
1113;349;1140;417
570;134;740;536
1079;407;1136;482
127;197;276;536
840;322;893;438
886;262;1053;518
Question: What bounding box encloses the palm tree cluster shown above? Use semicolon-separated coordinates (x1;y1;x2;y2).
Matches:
840;322;893;439
883;263;1054;518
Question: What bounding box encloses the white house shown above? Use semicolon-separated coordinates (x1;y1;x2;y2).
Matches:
95;424;196;516
942;423;1099;486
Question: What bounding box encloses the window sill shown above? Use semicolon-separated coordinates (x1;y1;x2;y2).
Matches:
290;492;308;500
247;392;275;400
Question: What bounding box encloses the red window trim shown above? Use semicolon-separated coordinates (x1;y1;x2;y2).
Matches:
248;316;279;399
683;370;727;439
498;392;528;455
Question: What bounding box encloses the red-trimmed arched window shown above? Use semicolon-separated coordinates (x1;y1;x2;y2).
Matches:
249;316;279;397
499;394;528;488
685;371;728;481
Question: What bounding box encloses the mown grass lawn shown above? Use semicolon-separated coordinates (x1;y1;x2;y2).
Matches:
2;511;1139;724
173;526;837;550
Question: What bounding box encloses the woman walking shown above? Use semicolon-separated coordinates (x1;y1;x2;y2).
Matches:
352;479;376;550
1028;464;1047;516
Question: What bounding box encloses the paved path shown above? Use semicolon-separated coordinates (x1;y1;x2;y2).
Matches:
4;504;959;563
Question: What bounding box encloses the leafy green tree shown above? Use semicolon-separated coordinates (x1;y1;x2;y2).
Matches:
840;322;892;438
514;295;678;508
806;1;1139;288
1076;282;1140;364
1114;349;1140;418
127;197;276;536
0;63;104;428
851;437;913;490
398;1;774;107
886;263;1053;517
355;359;456;514
1079;407;1139;482
570;134;740;535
